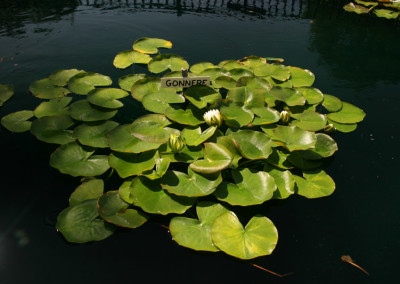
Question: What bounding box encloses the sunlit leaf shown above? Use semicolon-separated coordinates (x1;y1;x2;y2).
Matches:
327;102;366;124
49;69;84;86
73;120;119;148
190;143;233;174
294;170;335;198
1;110;33;132
68;72;112;95
87;88;129;109
69;179;104;206
113;50;152;69
118;74;147;91
182;126;217;146
148;54;189;74
254;63;290;81
229;130;274;159
109;150;158;178
142;91;185;114
29;78;70;99
287;66;315;87
133;37;172;54
69;100;117;122
31;115;75;144
34;97;72;118
0;84;14;106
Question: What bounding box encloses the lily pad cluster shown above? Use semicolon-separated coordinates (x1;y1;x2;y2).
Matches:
0;38;365;260
343;0;400;19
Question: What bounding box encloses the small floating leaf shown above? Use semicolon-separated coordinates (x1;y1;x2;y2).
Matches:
190;143;233;174
118;74;147;91
34;97;72;118
131;114;179;143
301;133;338;160
254;64;290;81
327;118;357;133
287;66;315;87
1;110;33;132
165;106;204;126
68;72;112;95
86;88;128;109
184;85;221;109
296;87;324;105
113;50;152;69
31;115;75;144
133;37;172;54
327;102;366;124
49;69;84;86
251;107;280;125
294;170;335;198
216;136;242;168
190;62;216;74
148;54;189;74
264;165;295;199
69;100;117;122
290;110;327;131
268;87;306;106
142;91;185;114
29;78;70;99
109;150;158;178
69;179;104;206
229;130;274;159
182;126;217;146
266;125;317;151
322;94;343;112
0;84;14;106
73;120;119;148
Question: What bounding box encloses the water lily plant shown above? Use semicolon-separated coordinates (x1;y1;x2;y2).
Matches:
1;38;366;260
343;0;400;19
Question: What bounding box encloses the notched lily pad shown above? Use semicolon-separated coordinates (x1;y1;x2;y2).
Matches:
87;88;129;109
73;120;119;148
69;179;104;206
34;97;72;118
109;150;158;178
182;126;217;146
69;100;117;122
133;37;172;54
68;72;112;95
31;115;75;144
29;78;70;99
118;74;147;91
49;69;84;86
1;110;34;132
229;130;274;159
190;143;233;174
148;54;189;74
184;85;221;109
131;114;180;143
294;169;335;198
0;84;14;106
142;91;185;114
266;125;317;151
327;102;366;124
287;66;315;87
113;50;152;69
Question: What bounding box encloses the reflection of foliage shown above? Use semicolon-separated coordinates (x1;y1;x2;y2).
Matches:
306;0;400;86
343;0;400;20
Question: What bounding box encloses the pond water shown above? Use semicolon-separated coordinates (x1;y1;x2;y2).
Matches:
0;0;399;283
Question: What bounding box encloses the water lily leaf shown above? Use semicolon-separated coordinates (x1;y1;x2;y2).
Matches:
133;37;172;54
268;125;316;151
236;76;272;91
68;72;112;95
199;67;229;81
268;87;306;106
160;144;203;163
290;110;327;131
239;56;267;70
301;133;338;160
161;168;222;197
214;76;236;89
322;94;342;112
214;168;276;206
165;106;204;126
107;124;162;153
31;115;75;144
69;179;104;206
327;118;357;133
265;148;294;170
113;50;152;69
216;136;242;168
49;69;84;86
226;87;265;110
294;170;335;198
50;142;110;177
190;62;215;74
0;84;14;106
229;130;274;159
267;77;293;88
109;150;158;178
211;212;278;259
56;199;115;243
87;88;129;109
131;114;179;143
266;57;284;63
383;2;400;9
252;107;280;125
228;68;253;81
169;202;229;252
98;191;148;228
1;110;33;132
142;91;185;114
327;102;366;124
69;100;117;122
190;143;233;174
124;176;195;215
343;2;371;14
118;74;147;91
73;120;119;148
264;164;295;199
29;78;70;99
355;0;378;7
184;85;221;109
220;102;254;127
287;151;323;170
131;77;176;102
254;63;290;81
287;66;315;87
142;155;170;180
182;126;217;146
221;61;251;71
34;97;72;118
296;87;324;105
148;54;189;74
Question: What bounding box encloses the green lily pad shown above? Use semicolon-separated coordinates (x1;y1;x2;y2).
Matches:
131;77;173;102
221;61;251;71
190;62;216;74
215;76;237;89
148;54;189;74
87;88;129;109
29;78;70;99
214;168;276;206
301;133;338;160
161;168;222;197
142;91;185;114
220;102;254;128
69;179;104;206
73;120;119;148
1;110;33;132
34;97;72;118
169;202;229;252
182;126;217;146
118;74;147;91
69;100;117;122
113;50;152;69
355;0;378;7
343;2;371;14
229;130;274;159
226;87;265;110
268;87;306;106
287;66;315;87
236;76;272;91
254;64;290;81
49;69;84;86
107;124;162;153
252;107;280;125
0;84;14;106
239;56;267;70
287;151;323;170
268;125;317;151
142;155;170;180
265;148;294;170
56;199;115;243
123;176;195;215
50;142;110;177
184;85;221;109
165;106;204;126
294;170;335;198
190;143;233;174
216;136;242;168
199;67;230;81
327;102;366;124
131;114;180;143
133;37;172;54
68;72;112;95
109;150;158;178
264;165;295;199
322;94;343;112
290;110;327;131
296;87;324;105
98;191;148;228
228;68;254;81
327;118;357;133
160;144;204;163
31;115;75;144
211;212;278;259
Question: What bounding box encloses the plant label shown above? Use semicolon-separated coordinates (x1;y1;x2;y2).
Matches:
161;76;211;88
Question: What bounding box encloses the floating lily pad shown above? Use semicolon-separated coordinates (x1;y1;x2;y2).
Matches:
221;61;251;71
109;150;158;178
322;94;343;112
252;107;280;125
142;155;170;180
290;110;327;131
190;143;233;174
216;136;242;168
265;148;294;170
87;88;128;109
182;126;216;146
190;62;216;74
236;76;272;91
56;199;115;243
98;191;148;228
113;50;152;69
118;74;147;91
69;179;104;206
131;114;180;143
184;85;221;109
215;76;237;89
160;144;204;163
131;77;167;102
165;106;204;126
294;170;335;198
228;68;253;81
29;78;70;99
169;202;229;252
49;69;84;86
68;72;112;95
239;56;267;70
0;84;14;106
296;87;324;105
214;168;276;206
1;110;33;132
199;67;230;81
161;168;222;197
69;100;117;122
148;54;189;74
327;102;366;124
287;151;323;170
73;120;119;148
343;2;371;14
254;64;290;81
220;102;254;127
264;165;295;199
229;130;274;159
327;118;357;133
268;125;316;151
133;37;172;54
50;142;110;177
226;87;265;110
301;133;338;160
31;115;75;144
142;91;185;114
287;66;315;87
211;212;278;259
268;87;306;106
34;97;72;118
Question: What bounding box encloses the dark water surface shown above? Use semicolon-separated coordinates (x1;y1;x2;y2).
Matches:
0;0;399;283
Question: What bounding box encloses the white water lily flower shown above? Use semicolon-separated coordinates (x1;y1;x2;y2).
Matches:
203;109;223;127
